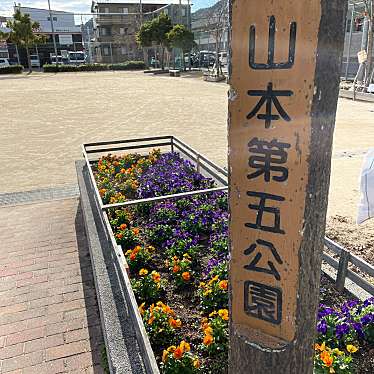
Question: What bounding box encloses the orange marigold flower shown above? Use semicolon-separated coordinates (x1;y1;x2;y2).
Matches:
116;233;123;240
323;356;333;367
218;309;229;321
133;246;141;254
132;228;140;235
172;265;181;273
119;223;127;230
204;326;213;335
315;342;326;352
193;358;200;368
99;188;107;197
129;253;136;261
219;280;228;290
148;315;155;325
139;268;148;276
173;346;183;360
203;334;214;346
162;350;168;363
167;345;176;353
320;351;334;367
182;272;191;281
138;302;145;316
180;341;190;353
151;271;161;283
169;318;182;328
120;168;126;174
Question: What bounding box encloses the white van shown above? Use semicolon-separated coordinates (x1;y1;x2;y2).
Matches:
0;57;10;68
30;55;41;68
219;51;228;66
68;51;86;65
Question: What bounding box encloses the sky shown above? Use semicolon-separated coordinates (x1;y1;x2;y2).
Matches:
0;0;217;20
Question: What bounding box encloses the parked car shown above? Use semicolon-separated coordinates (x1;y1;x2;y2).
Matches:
50;56;67;65
30;55;41;68
0;57;10;68
68;51;86;65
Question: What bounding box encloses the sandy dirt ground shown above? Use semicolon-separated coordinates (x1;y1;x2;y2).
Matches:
1;71;373;264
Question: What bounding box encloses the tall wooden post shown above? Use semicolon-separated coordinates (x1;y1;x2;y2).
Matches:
228;1;347;373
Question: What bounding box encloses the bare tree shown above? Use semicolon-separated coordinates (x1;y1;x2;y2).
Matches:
353;0;374;92
363;0;374;86
203;0;228;77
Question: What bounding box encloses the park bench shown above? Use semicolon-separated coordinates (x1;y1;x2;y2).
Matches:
169;69;180;77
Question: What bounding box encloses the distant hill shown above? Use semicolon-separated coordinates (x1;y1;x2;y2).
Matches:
192;0;224;21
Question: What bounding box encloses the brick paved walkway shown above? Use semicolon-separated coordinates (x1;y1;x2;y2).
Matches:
0;198;105;374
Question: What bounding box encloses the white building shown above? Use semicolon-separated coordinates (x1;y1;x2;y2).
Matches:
15;6;82;46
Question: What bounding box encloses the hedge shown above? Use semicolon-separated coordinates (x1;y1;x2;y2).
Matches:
78;64;108;71
109;61;146;70
43;61;146;73
0;65;23;74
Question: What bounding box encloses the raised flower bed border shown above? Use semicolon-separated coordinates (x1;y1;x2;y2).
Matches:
78;136;372;373
80;136;228;373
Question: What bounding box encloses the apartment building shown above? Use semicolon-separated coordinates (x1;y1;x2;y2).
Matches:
91;0;191;64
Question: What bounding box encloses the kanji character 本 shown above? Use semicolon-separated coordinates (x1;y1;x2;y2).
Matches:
249;15;297;70
244;239;283;281
245;191;285;234
244;280;282;325
248;137;290;182
247;82;293;128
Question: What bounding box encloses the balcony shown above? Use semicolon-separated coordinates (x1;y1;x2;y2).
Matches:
96;14;135;25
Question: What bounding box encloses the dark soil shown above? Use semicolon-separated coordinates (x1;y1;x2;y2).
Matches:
326;215;374;284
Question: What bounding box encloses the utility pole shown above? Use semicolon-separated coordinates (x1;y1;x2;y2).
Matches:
228;1;347;373
47;0;59;68
139;0;148;67
345;5;355;80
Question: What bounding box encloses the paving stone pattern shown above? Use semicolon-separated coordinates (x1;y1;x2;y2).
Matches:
0;198;105;373
0;185;79;207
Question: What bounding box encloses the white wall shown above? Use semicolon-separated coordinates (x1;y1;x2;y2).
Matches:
17;7;80;33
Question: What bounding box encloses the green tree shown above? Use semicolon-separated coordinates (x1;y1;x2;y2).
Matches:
0;9;46;73
136;13;172;69
167;24;195;70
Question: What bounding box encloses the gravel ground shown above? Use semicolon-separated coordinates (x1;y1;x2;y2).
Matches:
1;70;374;265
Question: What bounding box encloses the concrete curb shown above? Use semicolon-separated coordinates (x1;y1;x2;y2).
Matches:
339;89;374;102
76;160;146;374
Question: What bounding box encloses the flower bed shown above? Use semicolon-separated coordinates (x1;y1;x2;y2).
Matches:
92;149;373;374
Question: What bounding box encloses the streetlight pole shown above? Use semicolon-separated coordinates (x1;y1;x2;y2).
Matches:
47;0;59;67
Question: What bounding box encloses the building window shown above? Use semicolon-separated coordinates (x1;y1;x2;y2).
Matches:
103;46;110;55
101;27;107;36
182;9;186;17
104;8;109;13
121;46;126;55
122;8;129;14
47;17;57;21
164;9;168;15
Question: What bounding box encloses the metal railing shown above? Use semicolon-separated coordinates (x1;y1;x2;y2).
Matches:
82;136;374;315
82;135;229;212
323;237;374;295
